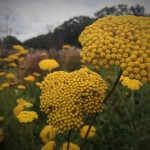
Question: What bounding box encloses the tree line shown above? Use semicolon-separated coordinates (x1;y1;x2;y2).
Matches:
1;4;149;50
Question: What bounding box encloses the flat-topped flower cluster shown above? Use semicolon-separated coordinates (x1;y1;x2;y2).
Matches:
40;68;106;133
79;15;150;83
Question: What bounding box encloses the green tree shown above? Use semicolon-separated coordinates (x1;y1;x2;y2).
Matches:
3;35;22;49
94;4;146;18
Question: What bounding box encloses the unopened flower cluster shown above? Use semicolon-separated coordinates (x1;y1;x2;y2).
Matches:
40;68;106;133
79;15;150;83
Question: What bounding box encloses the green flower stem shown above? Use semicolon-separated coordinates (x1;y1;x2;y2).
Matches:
131;90;135;105
67;130;71;150
80;69;123;150
29;123;36;150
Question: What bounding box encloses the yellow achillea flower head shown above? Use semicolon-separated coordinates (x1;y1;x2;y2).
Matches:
120;76;143;91
35;82;42;87
1;82;10;88
24;75;35;82
80;125;96;139
14;98;33;117
16;98;27;104
62;44;71;49
17;85;26;90
0;129;4;143
79;15;150;83
8;55;18;60
6;73;16;79
9;63;17;67
17;111;38;123
61;142;80;150
0;72;5;76
3;57;13;62
40;125;56;144
23;102;33;108
40;68;106;133
39;59;59;71
13;105;24;116
0;87;3;91
41;141;55;150
16;98;33;108
13;45;24;51
18;57;25;62
33;72;41;77
19;49;29;55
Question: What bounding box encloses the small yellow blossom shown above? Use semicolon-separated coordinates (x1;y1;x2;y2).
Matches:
1;83;10;88
23;102;33;108
18;57;25;62
16;98;33;108
39;59;59;71
61;142;80;150
13;45;24;51
33;72;41;77
3;57;13;62
80;125;96;138
36;82;42;87
17;98;28;105
17;85;26;90
0;87;3;91
9;63;17;67
24;75;35;82
17;111;38;123
120;76;143;91
62;44;71;49
41;141;55;150
13;105;24;116
0;72;5;76
6;73;16;80
8;55;18;60
19;49;29;55
40;125;56;144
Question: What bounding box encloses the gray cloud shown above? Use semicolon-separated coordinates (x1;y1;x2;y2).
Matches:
0;0;150;41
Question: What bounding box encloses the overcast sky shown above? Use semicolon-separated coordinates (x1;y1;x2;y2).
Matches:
0;0;150;42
